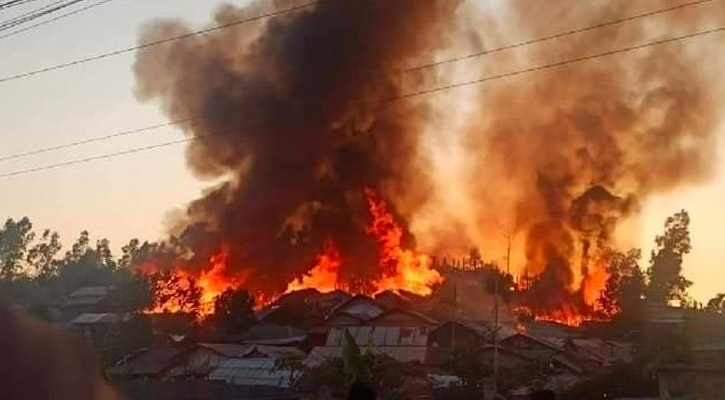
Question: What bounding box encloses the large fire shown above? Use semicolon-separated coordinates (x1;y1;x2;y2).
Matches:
146;185;611;327
285;239;342;293
521;304;588;327
284;189;443;296
364;188;443;296
149;189;443;317
515;262;609;327
148;246;243;318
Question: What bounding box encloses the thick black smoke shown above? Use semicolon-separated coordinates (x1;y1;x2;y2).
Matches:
134;0;461;294
134;0;725;316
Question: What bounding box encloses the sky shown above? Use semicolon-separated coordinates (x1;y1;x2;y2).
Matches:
0;0;723;303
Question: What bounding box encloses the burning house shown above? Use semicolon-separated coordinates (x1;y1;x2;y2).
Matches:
125;0;725;329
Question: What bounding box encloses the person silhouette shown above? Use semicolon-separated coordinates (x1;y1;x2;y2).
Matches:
347;379;377;400
531;389;556;400
0;303;118;400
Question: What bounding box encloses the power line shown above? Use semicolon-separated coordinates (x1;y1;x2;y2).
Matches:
0;0;322;84
390;26;725;102
403;0;717;73
0;0;39;10
0;0;121;40
0;0;714;84
1;25;722;179
0;0;716;161
0;118;193;162
0;0;87;31
0;136;198;178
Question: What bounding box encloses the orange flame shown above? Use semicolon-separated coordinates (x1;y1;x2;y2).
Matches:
150;189;444;311
515;304;587;327
533;306;587;327
364;188;443;296
286;239;342;293
148;246;244;318
284;189;442;296
582;260;609;311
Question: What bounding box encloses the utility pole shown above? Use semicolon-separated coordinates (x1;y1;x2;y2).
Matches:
506;234;512;276
452;281;457;348
493;262;499;395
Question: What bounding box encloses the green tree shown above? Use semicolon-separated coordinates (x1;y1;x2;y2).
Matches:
150;270;202;316
95;238;117;271
449;344;489;389
647;210;692;305
342;329;367;383
274;355;306;386
26;229;62;279
102;316;153;366
0;217;35;280
301;332;412;396
598;249;646;319
467;247;483;269
705;293;725;314
210;288;255;334
55;231;117;292
118;238;141;269
108;268;152;313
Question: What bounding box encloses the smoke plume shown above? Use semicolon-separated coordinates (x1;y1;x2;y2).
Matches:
416;0;724;315
134;0;462;295
134;0;724;313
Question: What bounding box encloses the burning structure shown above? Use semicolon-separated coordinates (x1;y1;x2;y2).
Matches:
132;0;725;323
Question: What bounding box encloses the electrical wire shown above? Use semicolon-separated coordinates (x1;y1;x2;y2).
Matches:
403;0;717;73
0;0;40;11
0;0;86;31
0;0;715;84
1;25;722;179
0;118;194;162
0;0;717;162
0;0;323;83
0;0;121;40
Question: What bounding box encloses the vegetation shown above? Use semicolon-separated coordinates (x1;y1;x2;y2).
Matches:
0;208;719;398
596;248;647;334
209;288;255;334
646;210;693;306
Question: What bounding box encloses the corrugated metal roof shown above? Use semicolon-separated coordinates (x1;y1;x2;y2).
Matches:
68;286;112;297
325;326;429;348
62;295;106;307
69;313;119;325
107;347;185;377
428;374;463;389
327;295;385;321
196;343;306;359
198;343;250;357
241;325;307;345
250;345;305;359
305;346;427;366
364;308;438;326
694;340;725;352
209;358;292;387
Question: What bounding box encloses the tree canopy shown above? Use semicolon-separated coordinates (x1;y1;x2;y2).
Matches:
647;210;693;305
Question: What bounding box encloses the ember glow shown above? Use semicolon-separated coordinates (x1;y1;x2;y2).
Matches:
365;189;443;296
285;239;342;293
150;189;442;313
284;189;442;296
133;0;725;327
527;305;587;327
148;246;244;318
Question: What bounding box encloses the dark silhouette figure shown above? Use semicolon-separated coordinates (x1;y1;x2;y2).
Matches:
347;379;377;400
0;304;118;400
531;389;556;400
